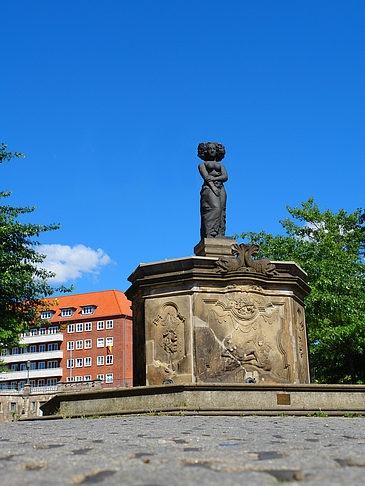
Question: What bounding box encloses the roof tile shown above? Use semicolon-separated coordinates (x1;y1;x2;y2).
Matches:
44;290;131;321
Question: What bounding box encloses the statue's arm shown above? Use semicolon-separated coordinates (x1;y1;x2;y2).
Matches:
214;164;228;182
198;162;210;181
198;162;219;196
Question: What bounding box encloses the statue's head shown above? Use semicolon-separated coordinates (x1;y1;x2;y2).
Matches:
197;142;225;162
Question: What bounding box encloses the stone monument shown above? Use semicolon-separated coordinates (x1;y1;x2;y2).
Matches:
126;143;311;386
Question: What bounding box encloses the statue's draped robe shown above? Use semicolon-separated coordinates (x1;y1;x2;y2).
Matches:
200;181;226;238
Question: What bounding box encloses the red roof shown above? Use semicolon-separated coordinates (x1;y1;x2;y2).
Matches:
44;290;131;322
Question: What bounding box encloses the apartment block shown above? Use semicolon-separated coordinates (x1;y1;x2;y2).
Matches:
0;290;132;390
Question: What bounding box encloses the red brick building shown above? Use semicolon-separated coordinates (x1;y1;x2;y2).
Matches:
0;290;133;389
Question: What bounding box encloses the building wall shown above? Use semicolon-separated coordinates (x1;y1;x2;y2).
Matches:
0;290;133;390
61;315;133;385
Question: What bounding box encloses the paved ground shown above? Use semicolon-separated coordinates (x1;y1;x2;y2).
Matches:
0;416;364;485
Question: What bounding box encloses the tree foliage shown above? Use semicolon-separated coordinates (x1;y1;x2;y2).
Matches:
238;198;365;384
0;143;70;349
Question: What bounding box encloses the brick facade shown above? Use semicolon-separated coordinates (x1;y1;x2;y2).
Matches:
62;314;132;385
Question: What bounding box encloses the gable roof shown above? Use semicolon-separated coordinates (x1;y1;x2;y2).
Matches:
44;290;131;322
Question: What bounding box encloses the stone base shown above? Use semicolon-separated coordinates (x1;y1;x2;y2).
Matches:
38;384;365;419
126;249;311;387
194;237;234;257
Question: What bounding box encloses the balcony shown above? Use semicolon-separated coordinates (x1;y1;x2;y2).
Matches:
1;350;63;364
0;367;63;381
21;333;64;344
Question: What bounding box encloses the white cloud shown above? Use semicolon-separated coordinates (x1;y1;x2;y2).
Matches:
38;244;112;284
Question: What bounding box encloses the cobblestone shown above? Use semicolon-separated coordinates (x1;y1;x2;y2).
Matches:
0;416;364;485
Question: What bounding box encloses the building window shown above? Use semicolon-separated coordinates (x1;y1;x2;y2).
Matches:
61;308;74;318
84;375;91;381
97;321;104;330
30;345;37;353
97;338;104;348
48;343;59;351
76;358;83;368
41;311;52;320
47;378;57;386
38;362;45;369
47;360;58;369
84;339;92;349
39;344;46;352
76;340;83;350
85;322;92;331
97;356;104;365
30;362;36;370
84;357;91;367
81;306;95;315
106;320;113;329
49;326;59;334
97;374;104;381
11;382;18;390
1;349;9;356
19;381;25;389
67;341;74;351
10;402;17;412
30;380;36;387
106;355;113;365
30;329;38;336
76;323;83;332
38;379;45;386
20;363;27;371
106;373;113;383
11;364;18;371
12;347;19;355
106;337;113;347
67;324;75;333
75;376;83;382
67;359;74;369
39;328;46;335
66;376;74;382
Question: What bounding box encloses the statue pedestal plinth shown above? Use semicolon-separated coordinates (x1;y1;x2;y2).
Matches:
126;249;311;387
194;237;233;258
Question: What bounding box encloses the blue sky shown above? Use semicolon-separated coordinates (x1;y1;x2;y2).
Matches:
1;1;364;295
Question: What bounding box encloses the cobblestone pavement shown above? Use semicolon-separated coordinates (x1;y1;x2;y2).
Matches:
0;416;364;485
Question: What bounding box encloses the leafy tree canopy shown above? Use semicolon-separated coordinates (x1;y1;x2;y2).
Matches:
0;143;71;349
237;198;365;384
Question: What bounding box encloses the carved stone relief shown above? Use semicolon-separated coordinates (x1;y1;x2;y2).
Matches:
194;291;291;383
147;302;187;383
294;302;309;383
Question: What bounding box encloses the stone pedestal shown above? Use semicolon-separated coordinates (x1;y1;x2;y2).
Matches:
194;237;233;257
126;242;311;386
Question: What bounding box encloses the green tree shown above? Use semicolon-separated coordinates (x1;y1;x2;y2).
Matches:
0;143;71;349
238;198;365;384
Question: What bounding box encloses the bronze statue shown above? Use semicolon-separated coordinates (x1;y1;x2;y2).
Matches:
198;142;228;239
